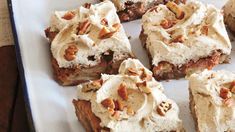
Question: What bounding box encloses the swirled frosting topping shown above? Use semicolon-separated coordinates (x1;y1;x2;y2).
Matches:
142;0;231;66
77;59;183;132
48;1;132;68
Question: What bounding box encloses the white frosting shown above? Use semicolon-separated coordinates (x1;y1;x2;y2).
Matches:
110;0;155;11
49;1;132;68
142;1;231;66
224;0;235;17
77;59;183;131
188;70;235;131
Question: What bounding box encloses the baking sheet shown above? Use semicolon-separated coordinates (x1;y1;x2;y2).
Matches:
9;0;234;131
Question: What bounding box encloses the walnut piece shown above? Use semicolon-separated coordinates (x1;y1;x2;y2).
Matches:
156;101;172;116
166;1;185;20
230;81;235;94
112;111;120;120
62;11;75;20
201;25;209;35
82;79;103;92
99;23;121;39
172;35;185;43
140;68;152;81
101;98;115;109
220;87;232;100
64;44;78;61
136;81;151;94
77;20;91;35
118;83;128;100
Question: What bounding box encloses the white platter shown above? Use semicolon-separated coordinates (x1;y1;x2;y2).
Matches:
9;0;234;131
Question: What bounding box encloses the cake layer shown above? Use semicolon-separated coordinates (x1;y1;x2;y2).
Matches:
74;58;184;131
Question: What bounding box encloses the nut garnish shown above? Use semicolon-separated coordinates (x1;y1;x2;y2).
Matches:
101;98;115;109
127;68;139;76
62;11;75;20
171;35;185;43
64;44;78;61
112;111;120;120
108;107;115;115
201;25;209;35
160;19;176;29
114;99;124;111
83;3;91;9
220;87;232;100
140;68;152;81
118;83;128;100
223;98;234;107
82;79;103;92
136;81;151;94
77;20;91;35
156;101;172;116
101;18;108;26
166;1;185;20
230;81;235;94
99;23;121;39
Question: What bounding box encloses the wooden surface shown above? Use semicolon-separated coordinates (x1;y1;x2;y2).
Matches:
0;0;31;131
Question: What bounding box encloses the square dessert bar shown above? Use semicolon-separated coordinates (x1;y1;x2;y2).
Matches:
188;70;235;131
102;0;186;22
139;1;232;80
45;1;134;86
73;58;184;132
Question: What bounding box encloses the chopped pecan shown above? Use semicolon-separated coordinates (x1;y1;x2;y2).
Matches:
77;20;91;35
136;81;151;94
160;19;176;29
83;3;91;9
101;98;115;109
82;79;103;92
230;81;235;94
101;18;108;26
220;87;232;100
112;111;120;120
114;99;124;111
62;11;75;20
127;68;139;76
64;44;78;61
172;35;185;43
118;83;128;100
99;23;121;39
108;107;115;115
201;25;209;35
166;1;185;20
140;68;152;81
156;101;172;116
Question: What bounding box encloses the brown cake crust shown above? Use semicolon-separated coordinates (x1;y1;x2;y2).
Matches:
224;13;235;36
139;28;230;80
45;28;133;86
72;99;110;132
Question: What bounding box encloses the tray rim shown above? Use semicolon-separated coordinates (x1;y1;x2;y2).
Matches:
7;0;36;131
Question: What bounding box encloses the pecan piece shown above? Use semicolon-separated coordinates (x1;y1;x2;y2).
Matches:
160;19;176;29
127;106;135;116
112;111;120;120
156;101;172;116
77;20;91;35
140;68;152;81
64;44;78;61
166;1;185;20
101;98;115;109
114;99;124;111
127;68;139;76
83;3;91;9
172;35;185;43
117;83;128;100
201;25;209;35
220;87;232;100
136;81;151;94
99;23;121;39
230;81;235;94
62;11;75;20
82;79;103;92
101;18;108;26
